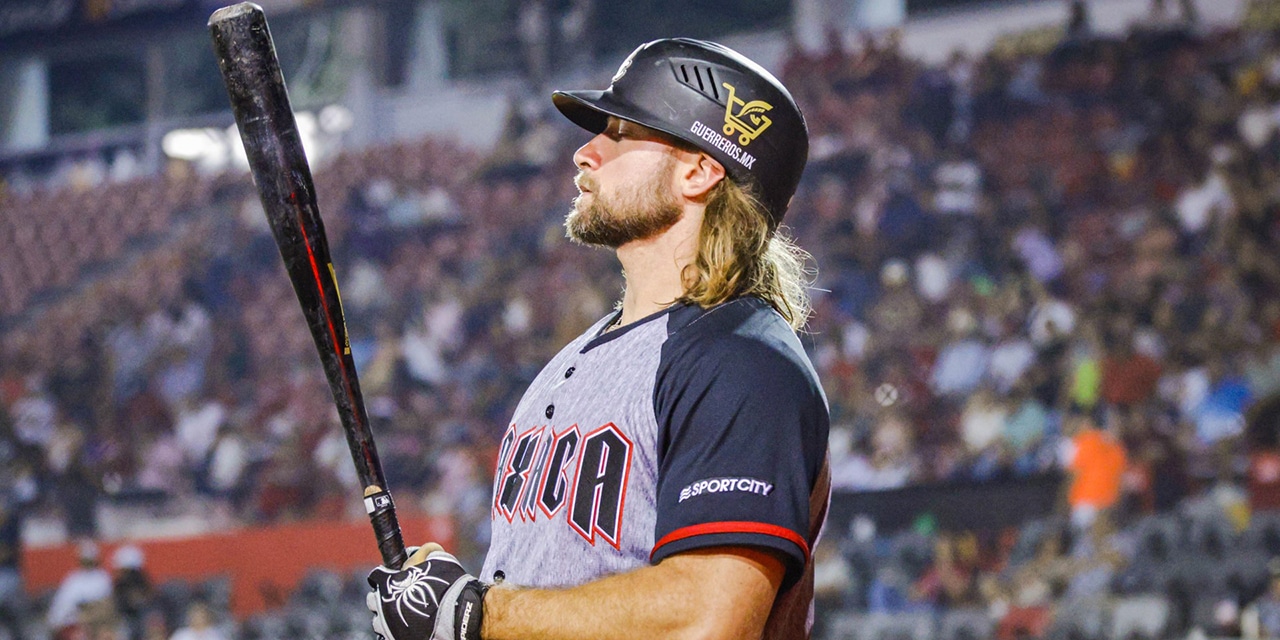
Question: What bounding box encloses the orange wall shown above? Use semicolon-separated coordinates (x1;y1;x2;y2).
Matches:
23;515;453;618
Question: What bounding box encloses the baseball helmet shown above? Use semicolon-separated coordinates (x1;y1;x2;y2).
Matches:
552;38;809;227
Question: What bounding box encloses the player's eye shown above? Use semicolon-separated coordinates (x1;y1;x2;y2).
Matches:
602;118;625;141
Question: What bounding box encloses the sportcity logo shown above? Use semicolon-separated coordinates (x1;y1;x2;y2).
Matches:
679;476;774;503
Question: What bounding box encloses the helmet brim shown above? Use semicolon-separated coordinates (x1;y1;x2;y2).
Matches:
552;90;698;153
552;90;624;136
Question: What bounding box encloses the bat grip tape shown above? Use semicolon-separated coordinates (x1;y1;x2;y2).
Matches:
364;490;407;568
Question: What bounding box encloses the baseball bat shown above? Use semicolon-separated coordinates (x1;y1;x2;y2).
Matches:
208;2;407;569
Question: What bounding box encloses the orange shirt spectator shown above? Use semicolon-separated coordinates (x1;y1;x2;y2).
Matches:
1062;418;1128;527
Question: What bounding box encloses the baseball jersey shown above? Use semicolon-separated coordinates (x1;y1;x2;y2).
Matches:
481;296;830;638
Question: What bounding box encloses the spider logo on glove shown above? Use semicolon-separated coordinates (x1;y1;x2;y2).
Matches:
381;562;454;626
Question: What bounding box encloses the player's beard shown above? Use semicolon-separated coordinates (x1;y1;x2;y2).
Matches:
565;155;682;248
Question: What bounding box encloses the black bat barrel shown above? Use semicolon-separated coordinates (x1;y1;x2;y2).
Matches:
209;2;407;569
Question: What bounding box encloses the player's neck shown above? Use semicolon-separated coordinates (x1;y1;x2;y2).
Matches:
614;204;703;327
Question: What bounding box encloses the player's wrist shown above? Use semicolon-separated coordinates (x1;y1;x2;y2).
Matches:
455;579;489;640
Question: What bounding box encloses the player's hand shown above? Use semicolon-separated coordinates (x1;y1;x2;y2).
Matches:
366;543;488;640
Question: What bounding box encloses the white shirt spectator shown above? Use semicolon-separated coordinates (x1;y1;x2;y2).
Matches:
933;160;982;216
402;328;447;385
137;434;185;491
175;400;227;464
842;321;870;362
1175;171;1234;234
961;394;1007;453
832;454;907;491
313;428;359;490
1013;226;1063;283
10;389;55;447
930;338;990;396
989;337;1037;393
1028;298;1076;346
171;625;228;640
504;296;533;336
171;304;212;354
106;320;158;396
45;424;82;475
345;260;390;312
1238;103;1277;150
169;603;227;640
915;253;953;303
208;432;248;493
828;426;860;490
1173;366;1211;420
46;567;112;630
1133;326;1166;360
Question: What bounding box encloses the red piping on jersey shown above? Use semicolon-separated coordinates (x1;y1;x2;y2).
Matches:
650;522;810;561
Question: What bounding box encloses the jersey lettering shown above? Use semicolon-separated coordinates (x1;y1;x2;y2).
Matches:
491;422;633;548
519;431;553;521
491;426;517;518
567;424;633;549
537;427;581;518
496;427;542;522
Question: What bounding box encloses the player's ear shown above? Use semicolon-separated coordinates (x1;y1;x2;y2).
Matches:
675;151;725;200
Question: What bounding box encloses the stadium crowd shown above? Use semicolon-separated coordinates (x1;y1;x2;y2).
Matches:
1;1;1280;638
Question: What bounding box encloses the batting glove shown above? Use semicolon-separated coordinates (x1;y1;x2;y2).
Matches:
366;544;488;640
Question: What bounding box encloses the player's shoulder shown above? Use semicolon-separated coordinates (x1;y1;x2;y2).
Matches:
666;296;793;343
660;297;814;380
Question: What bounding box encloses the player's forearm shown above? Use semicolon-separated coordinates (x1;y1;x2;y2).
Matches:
482;566;709;640
481;549;781;640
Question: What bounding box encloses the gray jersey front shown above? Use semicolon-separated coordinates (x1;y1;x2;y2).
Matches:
481;312;664;587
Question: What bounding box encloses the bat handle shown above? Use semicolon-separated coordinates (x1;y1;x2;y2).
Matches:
364;485;408;568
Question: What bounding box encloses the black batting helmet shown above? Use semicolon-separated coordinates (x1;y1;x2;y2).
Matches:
552;38;809;227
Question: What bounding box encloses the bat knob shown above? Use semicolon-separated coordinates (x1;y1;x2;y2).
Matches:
209;2;264;27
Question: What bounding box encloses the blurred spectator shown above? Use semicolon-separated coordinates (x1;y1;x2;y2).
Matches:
1250;445;1280;512
1064;515;1128;600
1061;411;1128;529
112;545;154;640
47;541;113;640
1067;0;1091;38
168;602;225;640
866;564;918;614
1195;358;1254;447
0;498;23;640
1003;386;1050;473
1244;559;1280;639
812;540;852;637
1100;333;1162;408
930;308;990;397
960;389;1007;478
911;533;977;608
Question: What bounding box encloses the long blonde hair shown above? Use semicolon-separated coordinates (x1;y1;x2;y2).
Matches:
679;178;813;330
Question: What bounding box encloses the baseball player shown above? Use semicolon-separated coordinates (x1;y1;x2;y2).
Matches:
367;38;830;640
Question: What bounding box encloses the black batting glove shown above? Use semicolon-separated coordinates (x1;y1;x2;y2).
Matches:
366;544;488;640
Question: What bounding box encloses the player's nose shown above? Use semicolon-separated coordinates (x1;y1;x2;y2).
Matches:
573;134;605;171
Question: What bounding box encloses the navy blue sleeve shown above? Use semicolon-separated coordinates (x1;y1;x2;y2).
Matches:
651;300;829;581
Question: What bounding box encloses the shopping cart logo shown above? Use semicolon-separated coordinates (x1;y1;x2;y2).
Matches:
721;82;773;146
